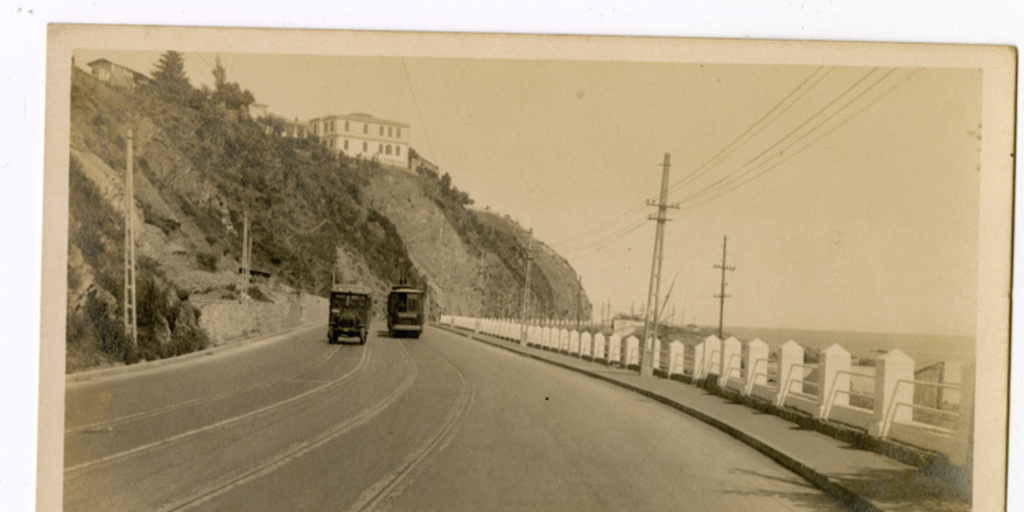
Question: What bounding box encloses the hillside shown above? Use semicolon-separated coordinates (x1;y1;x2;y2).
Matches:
65;58;589;371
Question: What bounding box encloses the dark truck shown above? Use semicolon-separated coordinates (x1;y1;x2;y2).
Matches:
328;284;373;344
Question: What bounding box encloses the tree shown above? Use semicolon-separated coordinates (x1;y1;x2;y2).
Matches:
151;51;193;98
211;57;256;111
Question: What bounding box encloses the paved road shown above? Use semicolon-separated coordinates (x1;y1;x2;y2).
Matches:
64;324;848;511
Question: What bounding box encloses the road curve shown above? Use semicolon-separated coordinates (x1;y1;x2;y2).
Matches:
63;324;848;511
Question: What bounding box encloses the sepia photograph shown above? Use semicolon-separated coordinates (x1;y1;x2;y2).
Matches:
38;25;1013;511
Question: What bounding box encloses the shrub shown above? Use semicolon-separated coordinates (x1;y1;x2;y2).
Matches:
196;251;218;271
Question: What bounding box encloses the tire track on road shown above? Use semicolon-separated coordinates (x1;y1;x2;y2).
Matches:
65;340;372;475
345;335;476;512
66;344;345;436
157;338;422;512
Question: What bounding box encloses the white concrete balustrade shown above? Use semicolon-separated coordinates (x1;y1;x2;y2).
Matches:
439;315;973;466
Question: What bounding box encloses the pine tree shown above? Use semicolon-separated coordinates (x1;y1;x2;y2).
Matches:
151;51;192;97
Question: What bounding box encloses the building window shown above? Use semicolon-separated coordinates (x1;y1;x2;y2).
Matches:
344;139;349;150
379;126;384;136
386;145;392;155
378;144;383;153
396;146;401;157
396;128;401;138
329;139;334;149
364;124;368;134
363;141;368;152
388;126;393;137
345;121;350;132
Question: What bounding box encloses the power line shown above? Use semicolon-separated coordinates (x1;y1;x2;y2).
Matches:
563;218;650;258
554;67;832;252
678;68;920;210
401;58;438;165
667;66;834;195
676;67;887;205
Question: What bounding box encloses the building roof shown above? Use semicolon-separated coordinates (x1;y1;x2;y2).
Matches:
332;284;373;295
309;112;410;128
86;59;149;79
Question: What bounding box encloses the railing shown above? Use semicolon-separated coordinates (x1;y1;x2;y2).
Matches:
437;315;974;465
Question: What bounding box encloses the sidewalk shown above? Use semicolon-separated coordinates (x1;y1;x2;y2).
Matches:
437;324;971;512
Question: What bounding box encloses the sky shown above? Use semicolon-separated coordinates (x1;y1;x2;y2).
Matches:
6;5;1020;512
73;49;981;336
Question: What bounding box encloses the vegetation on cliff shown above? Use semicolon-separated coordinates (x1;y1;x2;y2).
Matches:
67;51;587;371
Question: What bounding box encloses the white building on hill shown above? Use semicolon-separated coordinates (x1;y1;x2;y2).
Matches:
309;113;410;168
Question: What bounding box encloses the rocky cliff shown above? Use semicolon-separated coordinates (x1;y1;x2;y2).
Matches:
65;64;589;371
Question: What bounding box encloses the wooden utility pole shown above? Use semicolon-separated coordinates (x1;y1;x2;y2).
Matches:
519;229;534;345
575;275;582;332
640;153;678;377
123;130;138;362
240;214;250;302
714;235;736;339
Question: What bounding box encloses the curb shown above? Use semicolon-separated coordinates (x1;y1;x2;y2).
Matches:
434;323;882;512
66;322;328;384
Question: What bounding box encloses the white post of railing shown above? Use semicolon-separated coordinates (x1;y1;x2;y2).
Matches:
608;334;622;365
702;335;722;381
652;338;661;370
625;335;640;368
870;349;915;437
949;363;975;467
594;333;606;362
559;329;570;353
692;342;705;380
817;344;851;419
570;330;581;356
775;340;804;406
473;318;480;334
581;332;592;359
745;338;769;395
720;337;741;388
668;340;685;377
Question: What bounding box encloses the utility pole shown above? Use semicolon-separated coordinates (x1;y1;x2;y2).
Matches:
714;235;736;340
640;153;678;377
575;275;582;332
520;229;534;345
123;129;138;363
240;213;250;302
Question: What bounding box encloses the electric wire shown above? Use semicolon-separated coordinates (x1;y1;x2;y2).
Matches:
553;66;833;251
667;66;834;195
401;58;439;165
675;67;888;205
678;68;922;210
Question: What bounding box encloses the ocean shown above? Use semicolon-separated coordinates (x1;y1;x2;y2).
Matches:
722;326;975;366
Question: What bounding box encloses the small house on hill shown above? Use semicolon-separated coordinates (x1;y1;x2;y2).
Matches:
87;59;152;89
